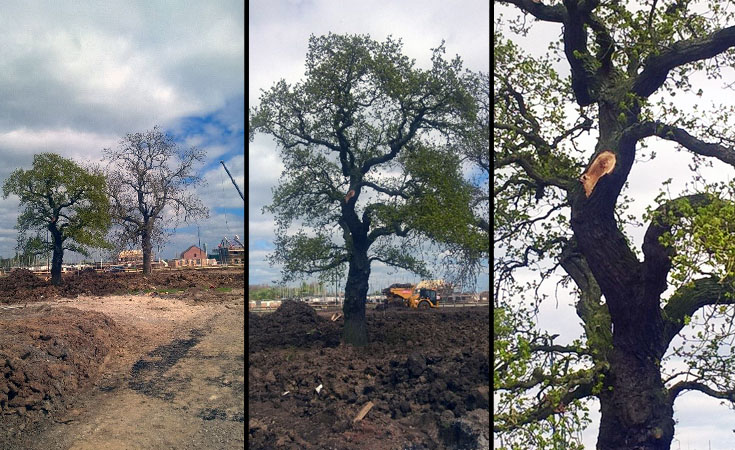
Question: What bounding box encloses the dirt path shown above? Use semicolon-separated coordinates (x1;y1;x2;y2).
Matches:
2;291;244;450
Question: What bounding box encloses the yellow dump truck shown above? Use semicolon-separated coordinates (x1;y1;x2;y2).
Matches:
381;282;440;309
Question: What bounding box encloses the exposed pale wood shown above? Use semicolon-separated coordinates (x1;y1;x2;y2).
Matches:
353;401;374;423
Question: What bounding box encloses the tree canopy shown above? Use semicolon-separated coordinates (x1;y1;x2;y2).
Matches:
250;33;488;346
2;153;111;285
495;1;735;448
104;126;208;275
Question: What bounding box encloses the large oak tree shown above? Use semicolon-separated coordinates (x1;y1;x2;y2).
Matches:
250;33;486;346
2;153;111;285
495;1;735;448
104;127;208;275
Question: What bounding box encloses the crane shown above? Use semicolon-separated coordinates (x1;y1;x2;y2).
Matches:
220;160;244;201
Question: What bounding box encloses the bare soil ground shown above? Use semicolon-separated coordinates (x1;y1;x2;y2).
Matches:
0;268;244;450
248;301;490;450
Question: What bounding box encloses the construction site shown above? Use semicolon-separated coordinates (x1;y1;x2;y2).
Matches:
248;279;490;449
0;266;245;449
0;159;246;449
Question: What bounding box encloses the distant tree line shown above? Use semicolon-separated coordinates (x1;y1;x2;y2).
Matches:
249;281;333;301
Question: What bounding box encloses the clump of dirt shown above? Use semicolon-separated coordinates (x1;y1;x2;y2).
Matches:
248;306;490;449
249;300;341;352
0;306;124;439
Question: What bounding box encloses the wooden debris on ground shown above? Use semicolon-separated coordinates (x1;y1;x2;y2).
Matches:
353;401;374;423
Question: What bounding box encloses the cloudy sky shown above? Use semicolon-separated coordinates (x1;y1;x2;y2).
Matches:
0;0;244;262
248;0;490;292
496;4;735;448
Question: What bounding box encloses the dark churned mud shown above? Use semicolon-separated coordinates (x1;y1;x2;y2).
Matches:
249;302;490;450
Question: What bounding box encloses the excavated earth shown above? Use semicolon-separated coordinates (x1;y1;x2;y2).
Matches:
0;267;245;449
0;267;242;303
248;301;490;449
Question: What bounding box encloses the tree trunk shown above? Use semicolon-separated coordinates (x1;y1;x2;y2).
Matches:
571;151;675;449
142;227;153;275
49;227;64;286
597;347;674;449
342;246;370;347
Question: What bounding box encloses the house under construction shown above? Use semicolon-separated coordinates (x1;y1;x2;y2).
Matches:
118;249;144;265
218;235;244;265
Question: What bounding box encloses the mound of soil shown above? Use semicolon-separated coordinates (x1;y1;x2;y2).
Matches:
249;300;341;352
248;306;490;449
1;269;46;289
58;269;127;298
0;269;56;303
0;268;244;304
0;306;124;438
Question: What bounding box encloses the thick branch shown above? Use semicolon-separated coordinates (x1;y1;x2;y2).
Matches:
496;0;565;23
360;112;424;174
561;0;598;106
559;238;612;358
662;276;735;344
367;222;411;243
494;123;550;150
641;193;711;299
668;380;735;404
530;343;586;354
551;116;594;148
496;75;543;134
633;25;735;98
626;122;735;167
296;255;350;275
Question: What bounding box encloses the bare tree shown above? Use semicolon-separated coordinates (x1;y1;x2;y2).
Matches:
104;126;208;274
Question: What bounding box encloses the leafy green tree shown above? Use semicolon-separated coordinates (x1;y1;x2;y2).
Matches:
443;70;490;289
104;126;208;275
250;286;279;301
2;153;111;285
250;33;484;346
495;1;735;448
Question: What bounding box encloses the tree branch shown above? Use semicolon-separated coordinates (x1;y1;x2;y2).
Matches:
633;25;735;98
496;75;543;134
530;343;586;354
360;111;424;174
357;181;409;199
668;380;735;404
662;276;735;344
495;154;573;191
496;0;566;23
494;372;596;432
494;123;550;150
653;122;735;167
642;193;712;299
559;237;612;358
367;222;411;243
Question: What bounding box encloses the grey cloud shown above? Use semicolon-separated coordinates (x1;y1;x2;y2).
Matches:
0;1;243;135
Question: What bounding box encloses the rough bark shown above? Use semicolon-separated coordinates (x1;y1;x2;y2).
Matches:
572;135;673;448
597;349;674;450
49;226;64;286
572;204;675;448
141;227;153;275
342;236;370;347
